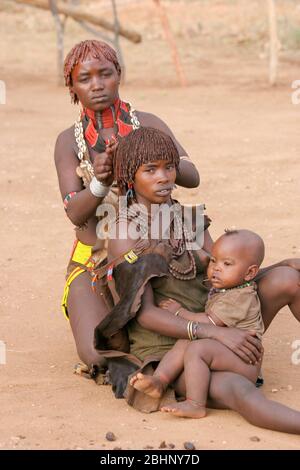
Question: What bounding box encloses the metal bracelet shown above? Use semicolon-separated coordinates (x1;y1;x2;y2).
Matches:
207;314;217;326
174;307;183;317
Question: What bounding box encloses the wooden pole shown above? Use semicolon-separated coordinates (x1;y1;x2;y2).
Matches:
48;0;65;85
111;0;126;83
153;0;187;87
14;0;142;43
267;0;278;86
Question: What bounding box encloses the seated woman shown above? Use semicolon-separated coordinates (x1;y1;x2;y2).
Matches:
93;126;300;434
55;39;200;373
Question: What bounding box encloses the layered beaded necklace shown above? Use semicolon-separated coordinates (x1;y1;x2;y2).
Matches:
116;200;197;281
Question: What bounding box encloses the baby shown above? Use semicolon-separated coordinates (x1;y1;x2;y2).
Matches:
130;229;265;418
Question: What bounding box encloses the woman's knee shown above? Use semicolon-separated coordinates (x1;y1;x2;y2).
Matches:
259;267;300;301
280;267;300;299
209;372;254;410
70;314;104;367
230;374;256;405
76;342;100;367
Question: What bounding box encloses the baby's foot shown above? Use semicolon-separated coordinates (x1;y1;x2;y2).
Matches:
129;373;166;398
161;399;206;418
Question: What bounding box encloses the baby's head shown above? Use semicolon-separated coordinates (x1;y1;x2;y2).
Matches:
207;229;265;289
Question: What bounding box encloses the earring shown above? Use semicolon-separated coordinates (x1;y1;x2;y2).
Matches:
126;182;134;201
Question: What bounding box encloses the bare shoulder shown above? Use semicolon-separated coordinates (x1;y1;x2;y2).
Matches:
54;125;76;163
56;125;75;146
54;124;83;198
135;110;187;156
136;111;172;134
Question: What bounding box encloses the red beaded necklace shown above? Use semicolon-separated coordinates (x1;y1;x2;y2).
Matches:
84;98;119;130
81;98;138;153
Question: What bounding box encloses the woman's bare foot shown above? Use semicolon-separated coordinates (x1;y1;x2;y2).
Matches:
129;373;166;398
161;399;206;418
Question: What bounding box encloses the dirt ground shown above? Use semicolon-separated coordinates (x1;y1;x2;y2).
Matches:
1;0;300;450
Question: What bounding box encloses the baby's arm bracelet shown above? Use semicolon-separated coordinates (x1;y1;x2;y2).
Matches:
207;314;217;326
174;307;184;317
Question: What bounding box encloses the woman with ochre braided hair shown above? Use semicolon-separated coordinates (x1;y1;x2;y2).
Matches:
93;126;300;434
55;40;300;390
55;39;200;369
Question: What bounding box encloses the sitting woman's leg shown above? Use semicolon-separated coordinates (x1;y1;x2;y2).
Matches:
207;371;300;434
257;266;300;330
67;271;109;368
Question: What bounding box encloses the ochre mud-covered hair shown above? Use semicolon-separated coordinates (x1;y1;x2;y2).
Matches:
64;39;121;103
114;127;180;194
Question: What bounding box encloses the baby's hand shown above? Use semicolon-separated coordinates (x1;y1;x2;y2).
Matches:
159;298;182;314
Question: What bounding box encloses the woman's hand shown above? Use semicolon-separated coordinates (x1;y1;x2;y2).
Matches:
213;327;263;365
159;298;182;314
93;138;118;187
106;136;118;158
